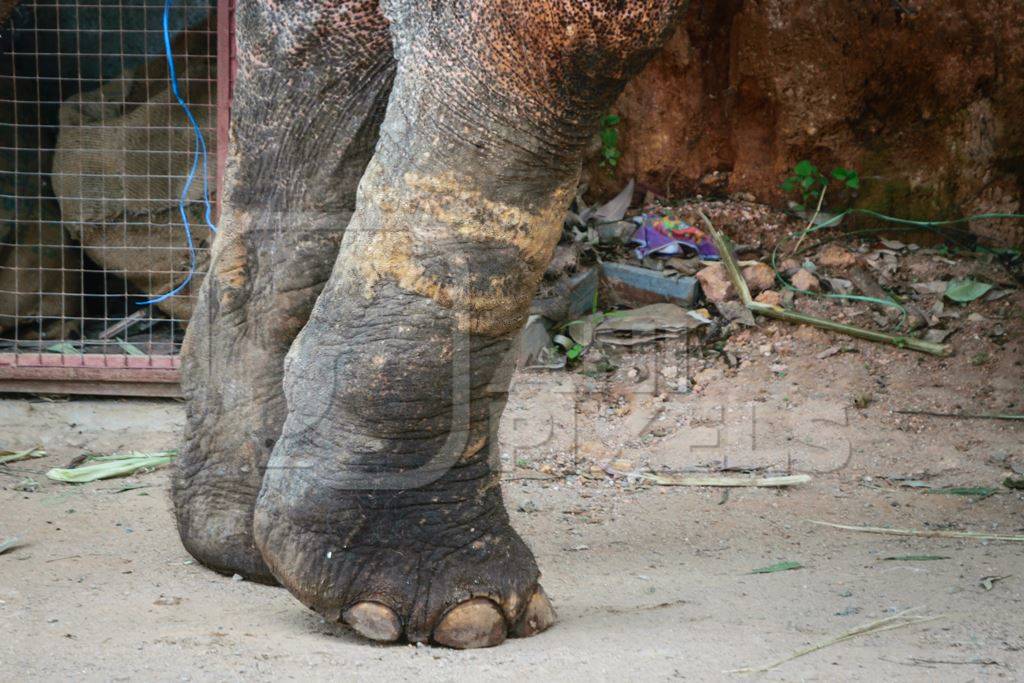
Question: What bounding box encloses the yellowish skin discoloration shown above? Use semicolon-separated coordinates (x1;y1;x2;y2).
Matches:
353;159;576;337
214;235;250;291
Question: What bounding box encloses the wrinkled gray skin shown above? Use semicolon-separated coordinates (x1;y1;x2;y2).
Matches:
174;0;393;583
176;0;685;648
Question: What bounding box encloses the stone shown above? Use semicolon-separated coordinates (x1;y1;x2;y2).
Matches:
695;263;736;303
779;258;800;275
817;243;858;269
741;262;776;293
600;263;699;308
609;458;634;473
791;268;821;292
755;290;783;306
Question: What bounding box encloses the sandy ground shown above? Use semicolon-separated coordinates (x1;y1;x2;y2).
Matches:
1;289;1023;680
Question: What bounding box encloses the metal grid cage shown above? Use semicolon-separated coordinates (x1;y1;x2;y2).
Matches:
0;0;219;395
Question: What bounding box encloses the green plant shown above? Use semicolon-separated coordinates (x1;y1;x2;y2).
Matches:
599;114;622;169
781;160;860;211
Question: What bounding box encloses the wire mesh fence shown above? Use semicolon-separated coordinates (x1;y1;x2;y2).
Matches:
0;0;217;389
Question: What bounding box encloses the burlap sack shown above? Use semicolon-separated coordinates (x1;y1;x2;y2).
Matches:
0;81;81;336
52;27;216;321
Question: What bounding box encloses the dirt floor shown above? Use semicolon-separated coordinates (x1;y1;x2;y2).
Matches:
1;259;1023;680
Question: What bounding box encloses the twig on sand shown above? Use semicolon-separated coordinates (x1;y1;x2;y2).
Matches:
727;608;943;675
698;212;951;357
895;410;1024;422
638;473;811;488
807;520;1024;543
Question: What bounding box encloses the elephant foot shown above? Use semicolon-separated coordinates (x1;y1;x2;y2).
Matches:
254;459;554;647
172;0;393;583
245;0;682;647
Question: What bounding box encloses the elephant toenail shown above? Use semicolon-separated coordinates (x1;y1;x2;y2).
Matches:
432;598;507;649
343;602;402;643
511;586;556;638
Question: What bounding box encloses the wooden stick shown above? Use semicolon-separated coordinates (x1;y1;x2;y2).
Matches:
808;520;1024;543
727;608;942;674
895;410;1024;421
639;473;811;488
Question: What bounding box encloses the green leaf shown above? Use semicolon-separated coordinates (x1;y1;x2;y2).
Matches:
116;340;146;357
945;279;994;303
750;561;803;574
1004;477;1024;491
46;450;177;484
45;342;79;354
845;176;860;190
801;176;816;190
0;446;46;465
881;555;951;562
831;167;850;180
602;114;621;127
794;160;815;177
780;178;797;193
566;344;585;361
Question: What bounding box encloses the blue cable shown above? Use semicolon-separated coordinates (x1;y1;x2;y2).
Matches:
139;0;218;306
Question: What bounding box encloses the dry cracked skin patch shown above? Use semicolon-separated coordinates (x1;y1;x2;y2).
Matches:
353;160;577;337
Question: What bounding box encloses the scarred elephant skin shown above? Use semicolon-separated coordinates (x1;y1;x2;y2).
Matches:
174;0;686;649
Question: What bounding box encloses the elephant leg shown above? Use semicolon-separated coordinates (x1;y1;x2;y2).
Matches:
173;1;394;582
253;0;685;646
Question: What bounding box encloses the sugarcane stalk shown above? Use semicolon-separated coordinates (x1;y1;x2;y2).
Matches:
697;212;951;357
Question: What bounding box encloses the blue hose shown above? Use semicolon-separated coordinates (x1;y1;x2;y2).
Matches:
139;0;218;306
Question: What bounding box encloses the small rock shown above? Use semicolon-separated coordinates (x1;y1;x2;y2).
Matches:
741;263;776;293
695;263;736;303
717;301;756;327
231;573;243;582
923;328;953;344
779;258;800;275
661;366;679;380
754;290;783;306
816;346;842;360
517;500;539;514
817;243;857;269
609;458;634;473
694;368;722;385
791;268;821;292
596;221;635;244
666;257;701;276
154;596;182;606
